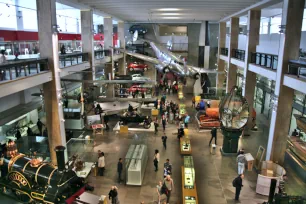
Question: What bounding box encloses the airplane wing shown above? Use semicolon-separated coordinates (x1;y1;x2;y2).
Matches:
113;47;166;66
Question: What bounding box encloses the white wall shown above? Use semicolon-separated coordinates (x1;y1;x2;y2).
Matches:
225;34;247;50
0;86;41;112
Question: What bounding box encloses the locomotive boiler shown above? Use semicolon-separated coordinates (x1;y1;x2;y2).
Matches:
0;146;85;203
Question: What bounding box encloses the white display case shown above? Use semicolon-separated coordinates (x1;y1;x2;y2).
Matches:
125;144;148;186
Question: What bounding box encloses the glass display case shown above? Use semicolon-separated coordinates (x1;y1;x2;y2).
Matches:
180;137;191;155
183;156;195;189
184;196;197;204
125;144;148;186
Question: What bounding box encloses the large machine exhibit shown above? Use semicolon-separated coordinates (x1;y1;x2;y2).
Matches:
219;86;249;154
0;146;85;204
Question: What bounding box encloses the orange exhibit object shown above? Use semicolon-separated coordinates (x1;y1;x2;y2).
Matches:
205;108;219;119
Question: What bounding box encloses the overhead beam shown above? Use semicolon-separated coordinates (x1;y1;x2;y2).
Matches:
219;0;282;22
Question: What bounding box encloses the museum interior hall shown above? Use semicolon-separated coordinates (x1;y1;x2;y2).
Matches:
0;0;306;203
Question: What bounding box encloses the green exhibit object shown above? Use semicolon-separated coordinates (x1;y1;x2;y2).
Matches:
219;86;249;155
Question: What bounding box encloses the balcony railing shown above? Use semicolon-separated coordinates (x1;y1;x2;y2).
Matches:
250;52;278;70
59;52;89;68
232;49;246;61
220;48;228;56
287;59;306;79
0;58;48;82
94;49;111;59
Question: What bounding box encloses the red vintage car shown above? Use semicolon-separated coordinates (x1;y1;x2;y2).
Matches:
128;85;147;93
127;62;148;72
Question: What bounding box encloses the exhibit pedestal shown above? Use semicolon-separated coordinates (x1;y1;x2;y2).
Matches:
221;129;241;155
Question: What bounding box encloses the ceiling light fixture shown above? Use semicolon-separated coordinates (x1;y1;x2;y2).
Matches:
159;13;181;16
162;17;181;19
158;8;181;11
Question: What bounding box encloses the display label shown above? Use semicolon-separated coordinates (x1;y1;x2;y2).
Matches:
8;171;30;188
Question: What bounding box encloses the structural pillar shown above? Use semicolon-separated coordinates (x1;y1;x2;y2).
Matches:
81;9;94;80
226;17;239;93
198;21;210;68
243;10;261;131
117;21;126;75
217;22;226;91
104;17;114;97
36;0;66;165
266;0;305;164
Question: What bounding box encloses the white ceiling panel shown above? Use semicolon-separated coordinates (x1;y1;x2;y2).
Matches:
75;0;262;22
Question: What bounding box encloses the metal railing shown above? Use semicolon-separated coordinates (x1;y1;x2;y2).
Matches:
232;49;246;61
94;49;111;59
0;58;48;82
59;52;89;68
250;52;278;70
287;59;306;79
220;48;228;56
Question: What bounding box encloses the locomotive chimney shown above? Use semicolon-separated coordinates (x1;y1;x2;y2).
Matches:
55;145;66;172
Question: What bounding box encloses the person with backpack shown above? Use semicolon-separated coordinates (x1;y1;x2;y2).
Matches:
108;186;119;204
233;174;244;201
236;152;246;174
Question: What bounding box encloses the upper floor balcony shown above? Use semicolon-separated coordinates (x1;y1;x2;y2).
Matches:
284;59;306;94
0;58;52;98
249;52;278;81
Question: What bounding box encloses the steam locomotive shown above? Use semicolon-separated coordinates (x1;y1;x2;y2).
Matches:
0;146;85;203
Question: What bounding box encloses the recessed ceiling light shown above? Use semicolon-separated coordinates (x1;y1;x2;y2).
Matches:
158;8;181;11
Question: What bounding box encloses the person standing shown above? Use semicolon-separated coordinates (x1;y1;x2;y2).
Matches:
108;186;119;204
209;127;217;146
36;119;44;135
184;114;190;129
236;152;246;175
154;149;160;172
117;158;123;183
98;152;105;176
161;114;167;132
163;175;174;204
161;135;167;150
233;174;244;201
0;50;7;81
192;96;196;108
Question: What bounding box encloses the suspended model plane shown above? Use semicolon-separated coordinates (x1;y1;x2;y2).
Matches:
114;30;223;80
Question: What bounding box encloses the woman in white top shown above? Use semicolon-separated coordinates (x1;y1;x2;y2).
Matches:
98;152;105;176
154;149;160;172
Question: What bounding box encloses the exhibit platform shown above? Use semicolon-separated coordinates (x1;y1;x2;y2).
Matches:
98;101;140;115
113;122;154;132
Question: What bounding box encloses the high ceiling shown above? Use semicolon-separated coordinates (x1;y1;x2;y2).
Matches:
77;0;262;22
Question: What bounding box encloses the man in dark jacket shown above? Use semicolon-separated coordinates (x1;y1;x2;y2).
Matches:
234;174;244;201
209;127;217;146
117;158;123;183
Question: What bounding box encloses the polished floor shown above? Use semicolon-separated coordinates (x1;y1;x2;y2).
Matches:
85;94;306;204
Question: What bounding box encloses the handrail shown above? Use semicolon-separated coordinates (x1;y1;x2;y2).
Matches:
94;49;111;60
250;52;278;70
287;59;306;78
231;49;245;61
220;48;228;56
59;52;89;68
0;58;49;81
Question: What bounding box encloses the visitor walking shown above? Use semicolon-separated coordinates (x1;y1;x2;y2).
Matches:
154;117;159;134
36;119;44;135
162;114;167;132
163;175;174;204
209;127;217;146
154;149;160;171
184;114;190;129
156;180;163;204
233;174;244;201
161;135;167;150
236;152;246;175
192;96;196;108
108;186;119;204
163;159;172;177
98;152;105;176
117;158;123;183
